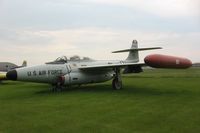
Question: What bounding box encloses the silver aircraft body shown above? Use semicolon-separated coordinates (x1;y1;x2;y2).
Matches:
6;40;192;90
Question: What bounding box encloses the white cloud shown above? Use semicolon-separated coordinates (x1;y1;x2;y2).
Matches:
0;28;199;65
0;0;199;66
86;0;200;18
0;0;199;32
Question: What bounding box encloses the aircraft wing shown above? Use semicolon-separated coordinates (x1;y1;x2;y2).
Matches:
79;62;145;70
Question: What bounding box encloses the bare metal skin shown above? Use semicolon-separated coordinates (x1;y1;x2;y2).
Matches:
6;40;191;91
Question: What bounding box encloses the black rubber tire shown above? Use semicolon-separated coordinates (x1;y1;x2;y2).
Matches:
112;78;122;90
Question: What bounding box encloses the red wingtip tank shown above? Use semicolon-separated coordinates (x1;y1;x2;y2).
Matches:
144;54;192;69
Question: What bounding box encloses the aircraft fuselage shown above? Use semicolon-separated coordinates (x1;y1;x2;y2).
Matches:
6;40;192;90
7;60;119;86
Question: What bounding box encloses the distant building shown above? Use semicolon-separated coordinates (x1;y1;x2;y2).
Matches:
192;63;200;67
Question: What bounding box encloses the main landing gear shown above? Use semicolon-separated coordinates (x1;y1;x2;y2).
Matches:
52;83;62;92
51;76;65;92
112;68;122;90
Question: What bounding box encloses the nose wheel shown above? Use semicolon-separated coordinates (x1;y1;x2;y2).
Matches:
112;68;122;90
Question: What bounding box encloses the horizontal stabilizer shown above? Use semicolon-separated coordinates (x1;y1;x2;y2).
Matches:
112;47;162;53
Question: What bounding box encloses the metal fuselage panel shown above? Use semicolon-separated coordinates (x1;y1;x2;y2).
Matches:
65;70;114;85
16;64;69;84
65;60;116;85
15;60;116;85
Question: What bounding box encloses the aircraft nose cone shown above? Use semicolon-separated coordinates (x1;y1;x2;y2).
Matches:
6;70;17;80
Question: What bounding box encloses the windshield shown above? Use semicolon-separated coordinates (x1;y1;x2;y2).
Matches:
46;56;68;64
55;56;68;63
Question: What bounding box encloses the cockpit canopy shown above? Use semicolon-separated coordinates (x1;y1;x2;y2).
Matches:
46;55;93;64
69;55;92;61
55;56;68;63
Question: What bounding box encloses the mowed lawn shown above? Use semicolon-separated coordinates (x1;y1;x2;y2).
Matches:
0;68;200;133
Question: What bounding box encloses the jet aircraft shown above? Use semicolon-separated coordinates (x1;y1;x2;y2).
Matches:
0;61;27;81
6;40;192;91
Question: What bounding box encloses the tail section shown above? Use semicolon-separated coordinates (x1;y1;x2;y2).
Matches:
112;40;162;63
22;60;27;67
126;40;139;63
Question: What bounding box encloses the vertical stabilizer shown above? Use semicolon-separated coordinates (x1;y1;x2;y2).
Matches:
111;39;162;73
22;61;27;67
112;39;162;63
126;40;139;63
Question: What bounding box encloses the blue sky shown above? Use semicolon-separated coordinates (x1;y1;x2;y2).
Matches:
0;0;199;65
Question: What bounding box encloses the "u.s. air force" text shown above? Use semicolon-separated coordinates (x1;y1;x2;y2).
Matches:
27;70;62;76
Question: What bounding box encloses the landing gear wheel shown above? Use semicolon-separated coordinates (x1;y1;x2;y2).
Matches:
51;76;65;92
51;82;63;92
112;67;122;90
112;78;122;90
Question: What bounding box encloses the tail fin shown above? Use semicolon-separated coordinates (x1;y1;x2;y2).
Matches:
126;40;139;63
112;40;162;63
22;60;27;67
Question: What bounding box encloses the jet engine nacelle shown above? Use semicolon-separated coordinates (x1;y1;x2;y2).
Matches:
63;72;113;86
144;54;192;69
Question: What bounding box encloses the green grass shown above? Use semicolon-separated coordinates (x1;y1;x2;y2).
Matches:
0;68;200;133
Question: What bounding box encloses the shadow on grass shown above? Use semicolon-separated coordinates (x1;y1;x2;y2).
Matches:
35;83;188;97
0;81;23;86
123;76;199;79
35;84;113;94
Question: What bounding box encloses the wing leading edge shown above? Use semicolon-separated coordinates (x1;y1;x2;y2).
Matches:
78;62;145;70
